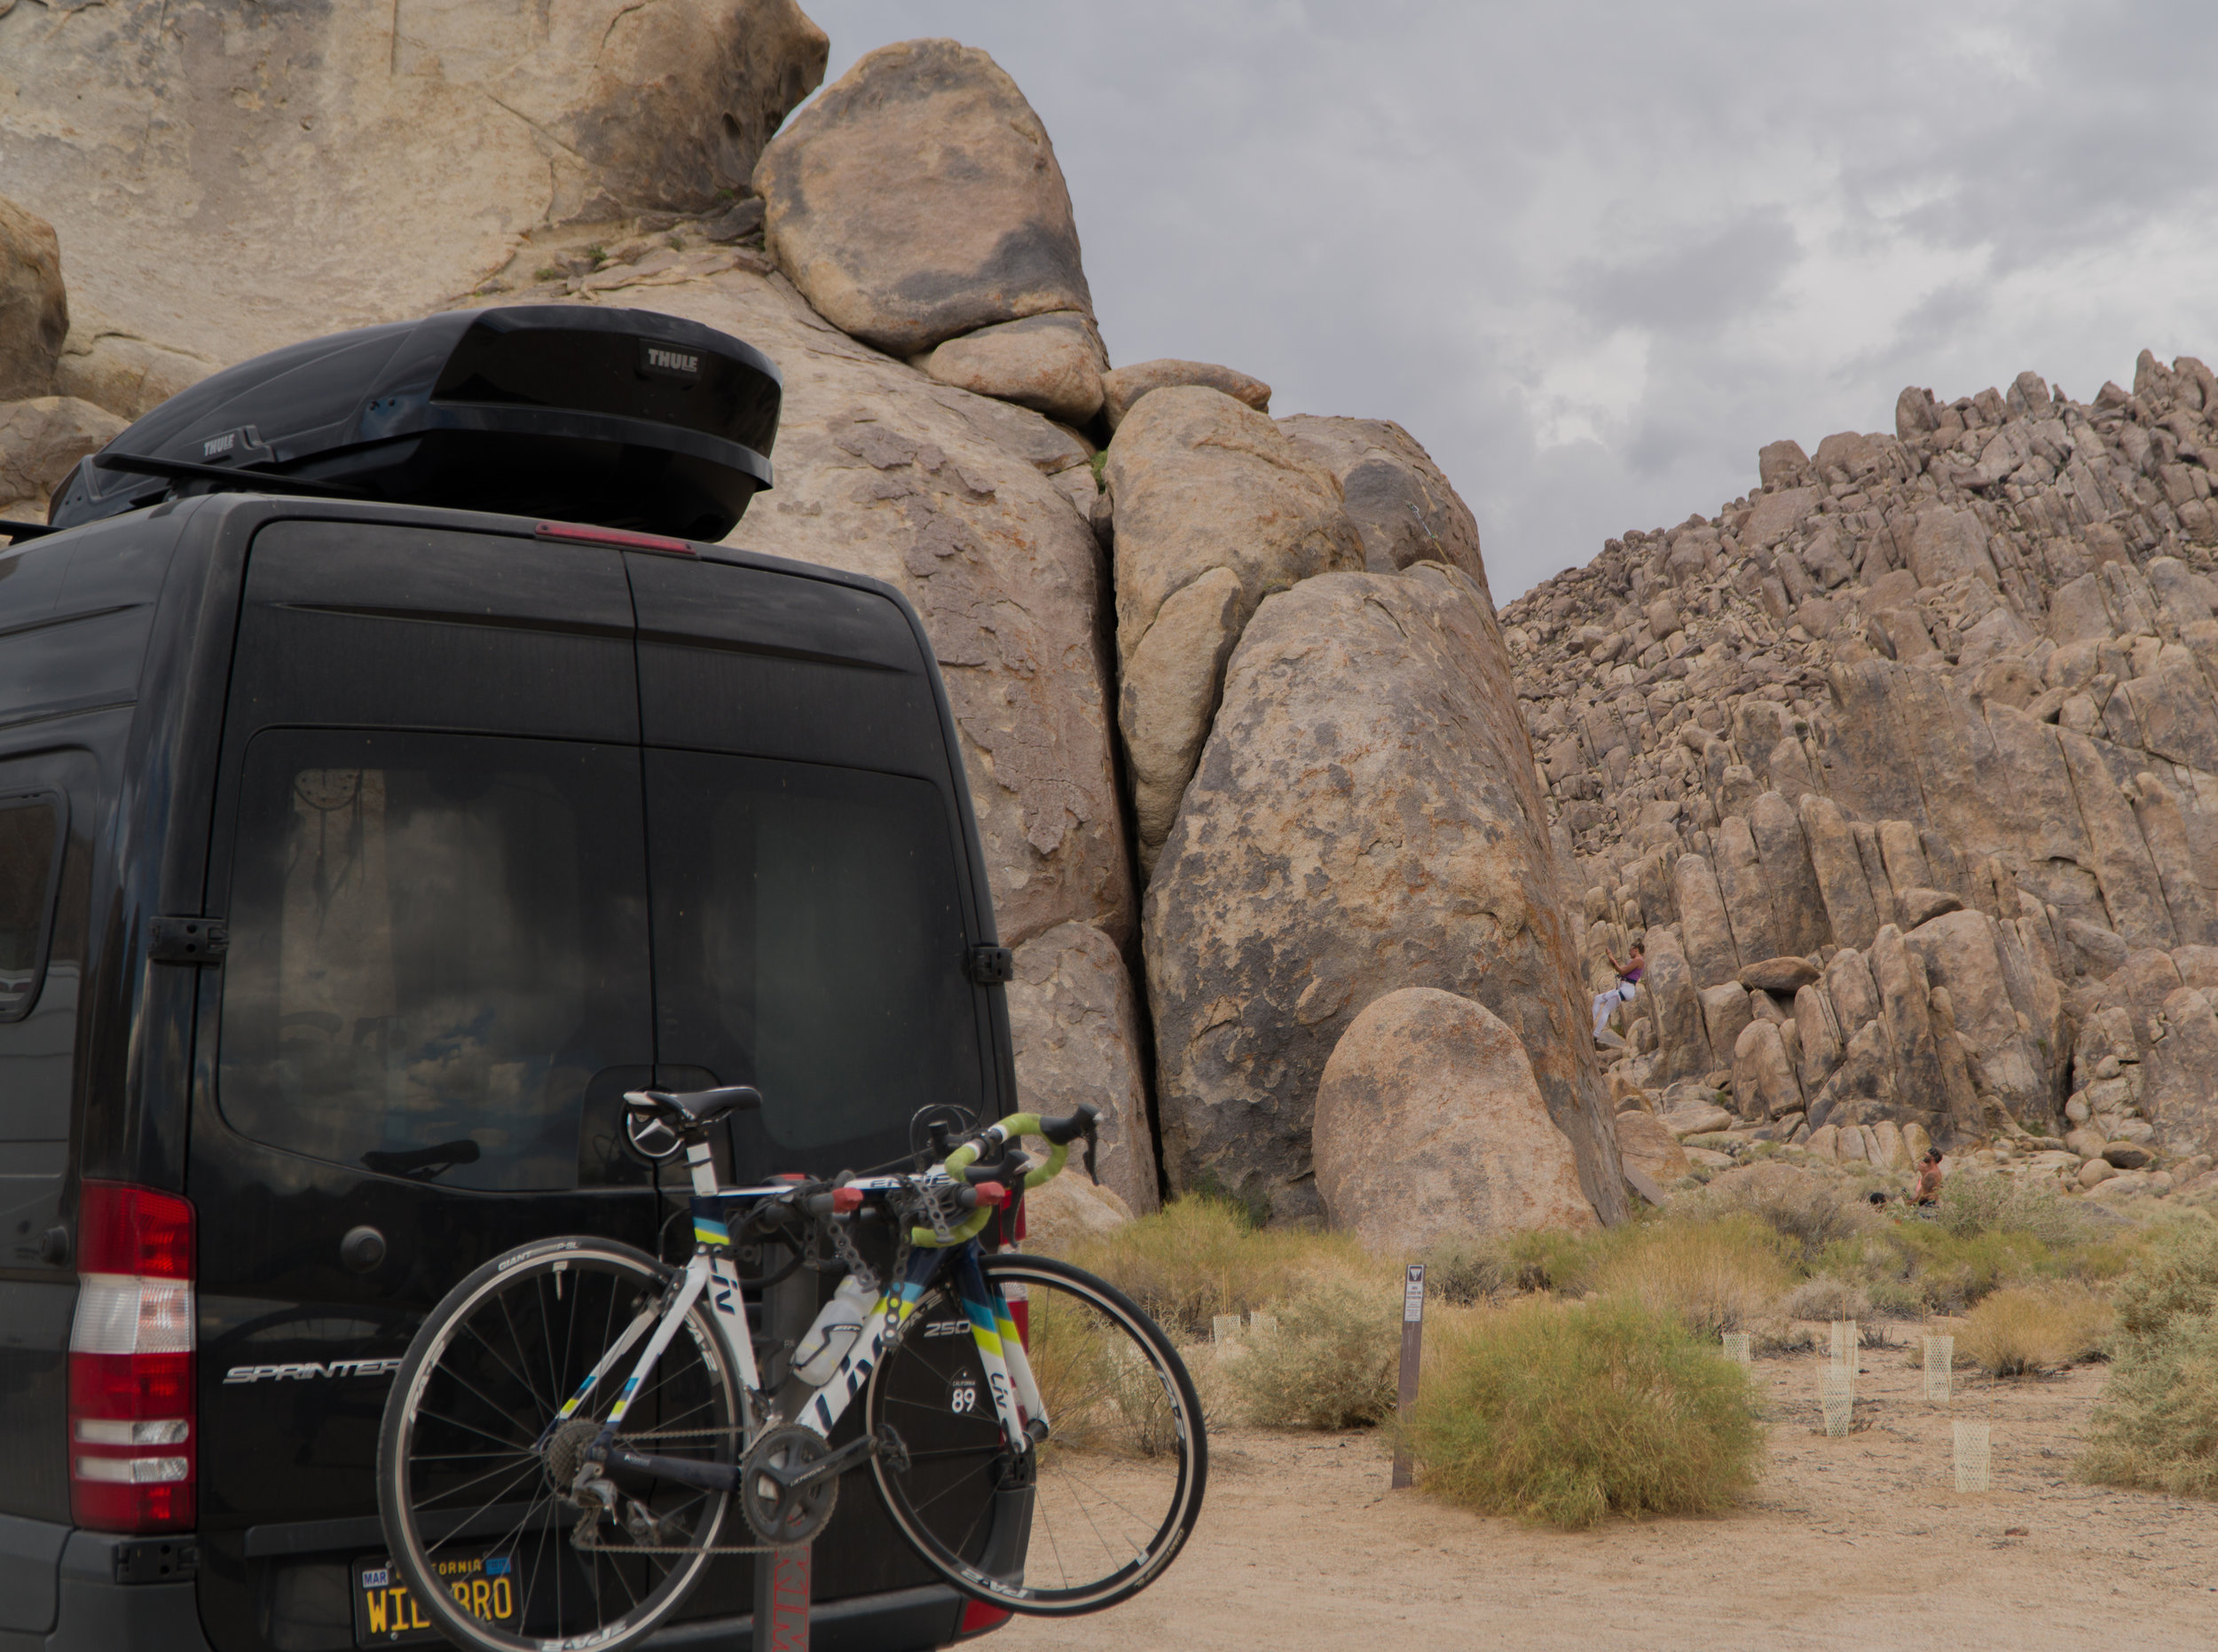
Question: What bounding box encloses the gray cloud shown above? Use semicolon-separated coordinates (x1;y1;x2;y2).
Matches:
804;1;2218;597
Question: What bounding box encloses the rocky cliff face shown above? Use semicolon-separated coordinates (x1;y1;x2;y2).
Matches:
0;6;1620;1239
1501;361;2218;1195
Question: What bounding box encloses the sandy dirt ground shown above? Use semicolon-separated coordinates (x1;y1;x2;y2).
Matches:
997;1335;2218;1652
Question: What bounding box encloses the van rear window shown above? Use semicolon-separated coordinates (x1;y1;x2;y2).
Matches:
217;731;650;1191
646;751;983;1170
0;794;62;1021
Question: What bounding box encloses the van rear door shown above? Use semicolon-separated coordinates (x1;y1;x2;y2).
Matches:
625;550;1002;1610
190;520;660;1652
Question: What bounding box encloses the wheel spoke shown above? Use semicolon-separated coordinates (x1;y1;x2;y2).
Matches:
388;1248;739;1651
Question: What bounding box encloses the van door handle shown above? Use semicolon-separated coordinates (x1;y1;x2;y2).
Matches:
340;1226;388;1273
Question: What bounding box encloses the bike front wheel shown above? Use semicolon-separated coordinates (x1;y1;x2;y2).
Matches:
376;1237;743;1652
866;1251;1207;1616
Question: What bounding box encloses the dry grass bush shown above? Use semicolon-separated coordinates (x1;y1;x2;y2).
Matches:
1590;1214;1795;1337
1421;1227;1604;1303
1054;1196;1381;1341
1403;1296;1764;1530
1680;1168;1876;1264
1779;1274;1872;1322
2080;1219;2218;1499
1228;1277;1399;1429
1931;1173;2099;1246
1959;1283;2113;1376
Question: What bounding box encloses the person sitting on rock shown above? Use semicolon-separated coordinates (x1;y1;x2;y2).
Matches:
1591;941;1644;1046
1914;1147;1945;1206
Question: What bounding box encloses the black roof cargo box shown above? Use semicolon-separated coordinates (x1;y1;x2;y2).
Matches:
49;306;780;539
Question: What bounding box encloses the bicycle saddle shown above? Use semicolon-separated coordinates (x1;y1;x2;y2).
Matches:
628;1085;763;1125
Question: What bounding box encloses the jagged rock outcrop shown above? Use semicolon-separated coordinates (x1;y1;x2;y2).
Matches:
1505;349;2218;1192
0;0;828;368
1280;416;1491;593
754;38;1094;358
1313;988;1599;1250
0;397;127;521
6;11;1624;1247
0;197;67;401
1105;387;1366;871
1005;922;1157;1216
1144;565;1624;1226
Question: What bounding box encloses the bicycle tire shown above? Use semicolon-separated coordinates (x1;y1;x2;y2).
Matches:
376;1237;743;1652
865;1251;1207;1616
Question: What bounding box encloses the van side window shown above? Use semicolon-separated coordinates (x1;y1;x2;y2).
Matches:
0;793;63;1023
218;730;650;1192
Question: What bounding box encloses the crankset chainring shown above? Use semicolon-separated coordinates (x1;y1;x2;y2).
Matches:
740;1423;839;1546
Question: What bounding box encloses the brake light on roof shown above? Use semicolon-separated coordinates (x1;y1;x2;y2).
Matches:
69;1182;196;1532
533;520;696;555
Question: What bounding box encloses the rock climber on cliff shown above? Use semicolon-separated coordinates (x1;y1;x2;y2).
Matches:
1593;940;1644;1047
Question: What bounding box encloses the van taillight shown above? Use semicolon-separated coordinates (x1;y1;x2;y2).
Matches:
69;1183;196;1532
956;1597;1013;1638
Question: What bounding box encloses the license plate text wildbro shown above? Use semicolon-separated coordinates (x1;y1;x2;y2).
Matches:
357;1553;516;1643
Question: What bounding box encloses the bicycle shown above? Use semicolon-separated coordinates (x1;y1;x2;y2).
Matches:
375;1088;1207;1651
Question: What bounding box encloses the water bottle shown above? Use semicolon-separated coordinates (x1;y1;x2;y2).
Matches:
790;1273;876;1388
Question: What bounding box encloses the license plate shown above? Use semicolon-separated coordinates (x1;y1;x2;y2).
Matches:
354;1551;519;1646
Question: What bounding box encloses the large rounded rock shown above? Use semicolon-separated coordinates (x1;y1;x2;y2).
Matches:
0;397;129;520
1278;416;1490;595
1144;564;1625;1226
0;198;67;401
916;312;1106;426
1006;921;1158;1215
1100;359;1270;429
755;38;1093;356
3;0;828;368
1106;387;1365;871
1314;989;1598;1250
1615;1108;1693;1185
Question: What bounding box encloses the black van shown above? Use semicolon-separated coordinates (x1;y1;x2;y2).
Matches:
0;309;1022;1650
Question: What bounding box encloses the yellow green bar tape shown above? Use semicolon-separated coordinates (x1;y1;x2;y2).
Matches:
909;1115;1064;1247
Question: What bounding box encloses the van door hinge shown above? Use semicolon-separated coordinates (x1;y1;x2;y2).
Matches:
966;945;1014;985
148;916;228;964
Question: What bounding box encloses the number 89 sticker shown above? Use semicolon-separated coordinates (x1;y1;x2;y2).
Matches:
950;1378;979;1414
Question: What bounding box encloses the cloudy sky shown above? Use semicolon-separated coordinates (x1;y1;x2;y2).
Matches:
808;1;2218;600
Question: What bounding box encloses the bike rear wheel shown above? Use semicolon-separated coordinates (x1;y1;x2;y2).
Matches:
866;1252;1207;1616
376;1238;743;1652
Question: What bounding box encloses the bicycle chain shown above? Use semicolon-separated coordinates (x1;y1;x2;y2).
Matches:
570;1176;944;1558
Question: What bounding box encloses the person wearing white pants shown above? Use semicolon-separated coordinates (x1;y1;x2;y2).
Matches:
1592;941;1645;1042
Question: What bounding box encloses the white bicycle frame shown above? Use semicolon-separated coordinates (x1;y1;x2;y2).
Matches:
539;1136;1048;1467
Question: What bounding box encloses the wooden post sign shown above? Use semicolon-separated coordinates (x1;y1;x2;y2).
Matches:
1390;1262;1427;1491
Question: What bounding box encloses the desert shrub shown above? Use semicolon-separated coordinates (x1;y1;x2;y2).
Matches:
1931;1173;2095;1246
2080;1221;2218;1499
1959;1283;2112;1376
1591;1213;1794;1336
1056;1196;1380;1341
1884;1222;2057;1311
1420;1225;1610;1303
1229;1278;1399;1429
1779;1274;1872;1322
1404;1296;1764;1529
1684;1166;1876;1263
